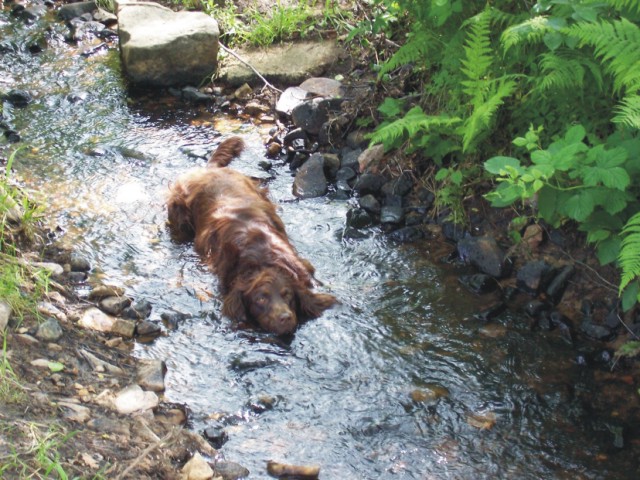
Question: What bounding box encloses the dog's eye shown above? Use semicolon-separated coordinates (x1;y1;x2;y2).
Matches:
281;289;293;301
256;295;269;306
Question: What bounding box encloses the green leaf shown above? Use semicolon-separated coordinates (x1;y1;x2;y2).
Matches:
484;156;522;175
621;281;640;312
615;341;640;359
537;186;559;225
543;31;563;51
531;149;553;165
48;361;65;373
561;190;595;222
597;235;621;265
564;124;587;144
582;166;630;190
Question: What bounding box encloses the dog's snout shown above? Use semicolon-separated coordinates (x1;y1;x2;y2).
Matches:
278;311;293;324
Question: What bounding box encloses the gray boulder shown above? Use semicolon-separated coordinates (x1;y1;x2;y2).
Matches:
116;0;219;87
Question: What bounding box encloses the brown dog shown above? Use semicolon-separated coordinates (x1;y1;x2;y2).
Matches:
167;137;336;335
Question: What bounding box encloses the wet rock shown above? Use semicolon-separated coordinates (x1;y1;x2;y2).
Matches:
93;8;118;27
359;194;380;214
58;1;97;22
346;208;373;229
161;311;191;330
70;252;91;272
550;311;573;343
289;152;307;171
292;153;327;199
67;271;88;283
357;144;384;173
336;166;356;183
474;302;507;322
19;5;48;23
340;147;361;172
122;299;152;320
545;264;574;304
410;385;449;403
203;423;229;449
380;205;404;225
283;127;308;146
276;87;309;116
291;98;329;135
381;172;413;197
516;260;556;295
4;129;21;143
524;299;550;318
182;452;214;480
0;302;10;331
353;173;385;196
244;101;269;116
441;221;466;243
323;153;340;179
117;0;219;87
479;323;508;338
580;320;614;341
99;295;132;316
136;358;166;392
182;86;212;103
459;274;498;295
457;236;512;279
114;384;159;414
346;130;368;149
88;284;125;299
214;461;250;480
78;307;135;338
69;19;105;42
36;317;63;341
388;226;424;243
233;83;252;99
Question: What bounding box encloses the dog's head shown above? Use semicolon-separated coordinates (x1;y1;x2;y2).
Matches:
222;269;336;335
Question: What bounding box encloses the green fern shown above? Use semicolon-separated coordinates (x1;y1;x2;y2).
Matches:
367;106;462;149
378;29;434;78
613;94;640;129
619;212;640;294
567;18;640;94
501;15;564;52
603;0;640;15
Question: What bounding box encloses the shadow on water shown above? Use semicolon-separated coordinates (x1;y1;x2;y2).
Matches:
2;10;639;479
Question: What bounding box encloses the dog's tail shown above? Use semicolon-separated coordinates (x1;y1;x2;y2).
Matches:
208;137;245;168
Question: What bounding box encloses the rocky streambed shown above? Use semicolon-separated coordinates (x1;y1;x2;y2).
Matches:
1;1;639;479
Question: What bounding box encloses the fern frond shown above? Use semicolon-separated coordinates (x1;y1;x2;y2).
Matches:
461;78;517;153
501;16;564;51
368;106;462;147
613;94;640;129
566;18;640;94
378;29;434;78
538;52;584;91
460;10;493;96
618;212;640;294
601;0;640;15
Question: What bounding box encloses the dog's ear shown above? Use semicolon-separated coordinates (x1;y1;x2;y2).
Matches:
222;288;247;321
296;289;337;320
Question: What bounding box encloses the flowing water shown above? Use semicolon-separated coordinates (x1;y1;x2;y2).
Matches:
2;9;639;479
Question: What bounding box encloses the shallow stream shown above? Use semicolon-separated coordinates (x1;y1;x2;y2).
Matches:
2;9;639;479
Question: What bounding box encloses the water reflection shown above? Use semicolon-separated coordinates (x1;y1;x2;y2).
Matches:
2;10;639;480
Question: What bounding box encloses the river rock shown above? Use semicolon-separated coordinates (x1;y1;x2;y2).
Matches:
19;5;48;23
78;307;135;338
0;301;10;331
457;235;512;279
545;265;574;304
516;260;555;295
58;400;92;423
353;173;385;196
346;207;373;229
380;205;404;225
58;1;97;22
182;452;214;480
116;0;220;87
276;87;309;116
31;261;64;278
291;98;329;136
293;153;327;199
340;147;361;173
214;461;250;480
4;89;32;107
99;295;132;315
88;284;125;299
359;194;380;214
358;144;384;173
136;358;166;392
36;317;63;341
113;384;159;414
388;226;424;243
300;77;344;98
122;299;152;320
70;252;91;272
203;423;228;449
459;273;498;295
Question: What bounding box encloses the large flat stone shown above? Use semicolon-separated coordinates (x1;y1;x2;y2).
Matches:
218;40;343;87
